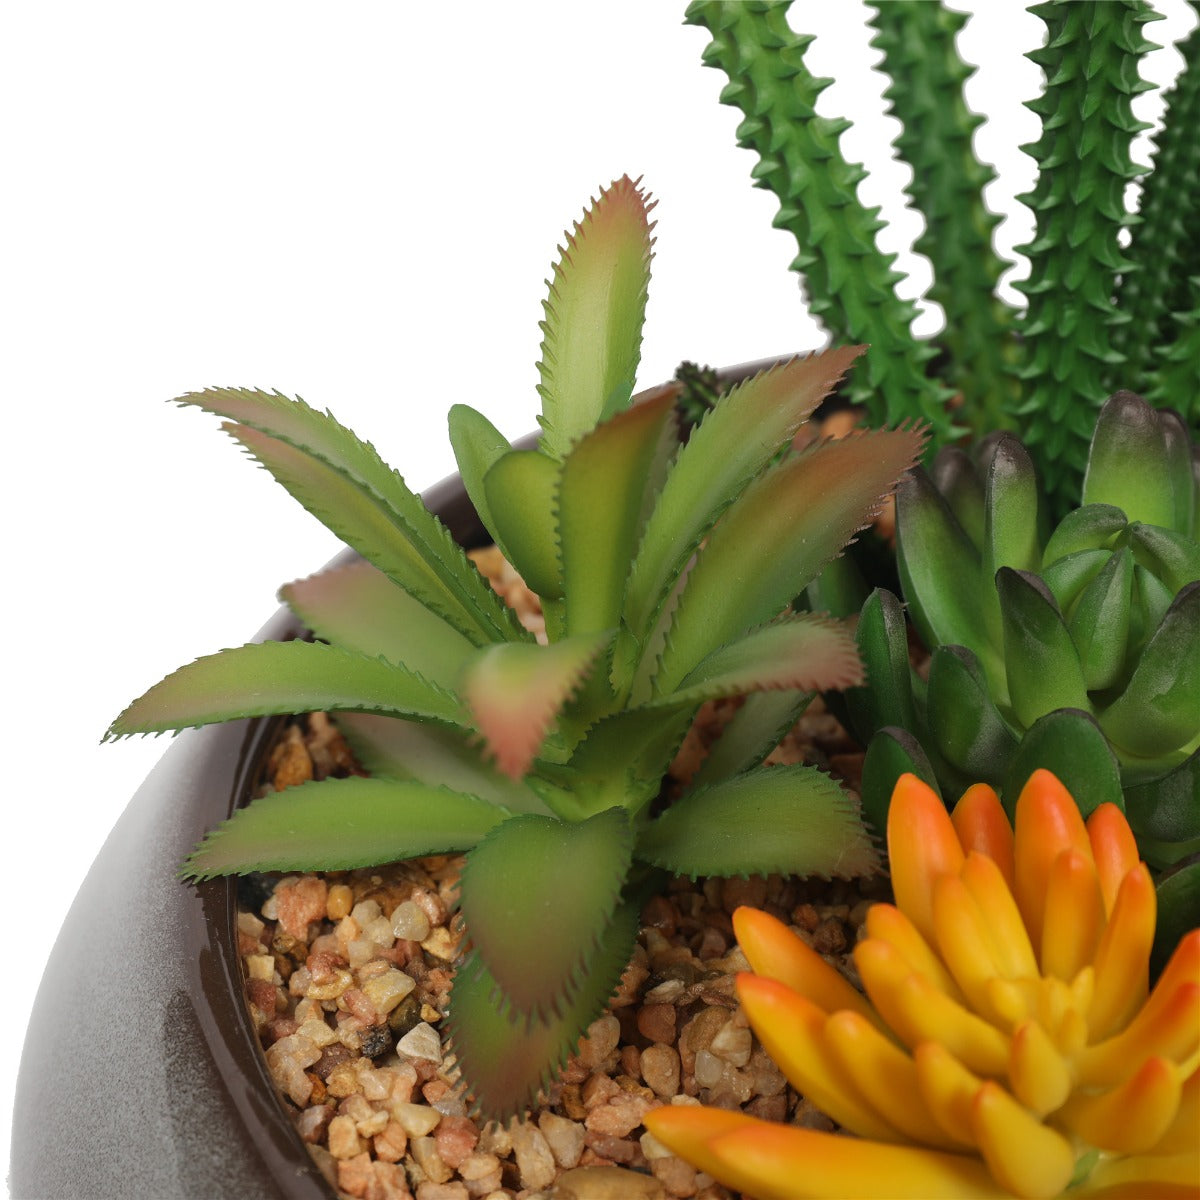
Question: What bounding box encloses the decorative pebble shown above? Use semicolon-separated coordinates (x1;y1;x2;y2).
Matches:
396;1021;442;1064
390;899;432;942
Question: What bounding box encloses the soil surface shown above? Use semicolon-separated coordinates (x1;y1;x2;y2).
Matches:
236;543;890;1200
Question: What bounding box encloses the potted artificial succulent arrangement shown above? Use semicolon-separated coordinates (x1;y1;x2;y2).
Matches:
647;2;1200;1198
13;3;1199;1200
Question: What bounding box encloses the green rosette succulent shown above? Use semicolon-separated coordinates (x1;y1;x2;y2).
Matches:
108;177;924;1119
848;392;1199;882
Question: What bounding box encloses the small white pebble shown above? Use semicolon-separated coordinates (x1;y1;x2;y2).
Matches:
390;899;432;942
390;1101;442;1137
296;1018;337;1048
397;1021;442;1064
351;899;382;926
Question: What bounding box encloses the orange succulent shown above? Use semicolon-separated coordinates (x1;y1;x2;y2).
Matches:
644;770;1200;1199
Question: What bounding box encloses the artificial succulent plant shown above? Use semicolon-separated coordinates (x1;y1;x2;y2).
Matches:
646;770;1200;1200
686;0;1199;514
848;392;1199;866
108;176;924;1118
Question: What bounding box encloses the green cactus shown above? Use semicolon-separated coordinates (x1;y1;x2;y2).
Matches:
1011;1;1160;513
1114;8;1200;399
689;0;1198;513
684;0;957;442
868;0;1016;428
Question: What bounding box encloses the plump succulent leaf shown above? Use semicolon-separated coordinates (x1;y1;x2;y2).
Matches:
1042;504;1128;564
482;449;563;600
107;640;465;737
462;633;611;779
1082;392;1193;532
560;390;678;639
459;807;632;1020
624;347;863;639
446;899;640;1120
1151;862;1200;978
1125;749;1200;867
1098;582;1200;761
688;690;816;789
1000;709;1125;821
1065;547;1134;691
446;403;512;550
281;560;476;679
659;428;926;692
176;390;520;645
182;778;506;880
861;727;942;839
334;713;550;815
536;176;654;459
635;766;878;880
996;568;1091;726
844;587;917;741
1127;522;1200;595
896;467;1003;691
926;644;1019;779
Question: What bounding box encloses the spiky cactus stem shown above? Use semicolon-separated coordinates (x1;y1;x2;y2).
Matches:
868;0;1016;430
1115;10;1200;405
685;0;956;441
1147;294;1200;426
1010;0;1159;513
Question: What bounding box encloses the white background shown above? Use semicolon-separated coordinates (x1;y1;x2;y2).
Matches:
2;1;1195;1189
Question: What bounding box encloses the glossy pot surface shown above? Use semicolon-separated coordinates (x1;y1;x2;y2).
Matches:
11;471;484;1200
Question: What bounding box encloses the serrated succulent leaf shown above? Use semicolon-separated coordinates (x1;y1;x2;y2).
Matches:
1000;709;1124;823
1043;504;1128;564
896;464;1004;691
1098;581;1200;759
483;449;563;600
537;176;654;459
927;644;1019;779
996;567;1090;726
669;614;862;701
281;560;475;680
1082;392;1187;531
175;390;519;644
559;390;678;637
1128;522;1200;594
463;634;611;779
446;900;639;1121
183;778;505;879
659;428;925;692
625;347;864;637
1067;547;1134;690
860;727;941;840
689;690;815;789
844;587;916;742
334;714;549;815
107;640;465;738
447;404;512;551
459;808;633;1021
635;766;877;880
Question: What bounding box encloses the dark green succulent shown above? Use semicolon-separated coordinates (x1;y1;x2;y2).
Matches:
686;0;1199;515
847;392;1199;930
108;177;924;1119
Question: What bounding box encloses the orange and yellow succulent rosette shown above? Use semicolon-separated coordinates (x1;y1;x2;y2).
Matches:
645;770;1200;1199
